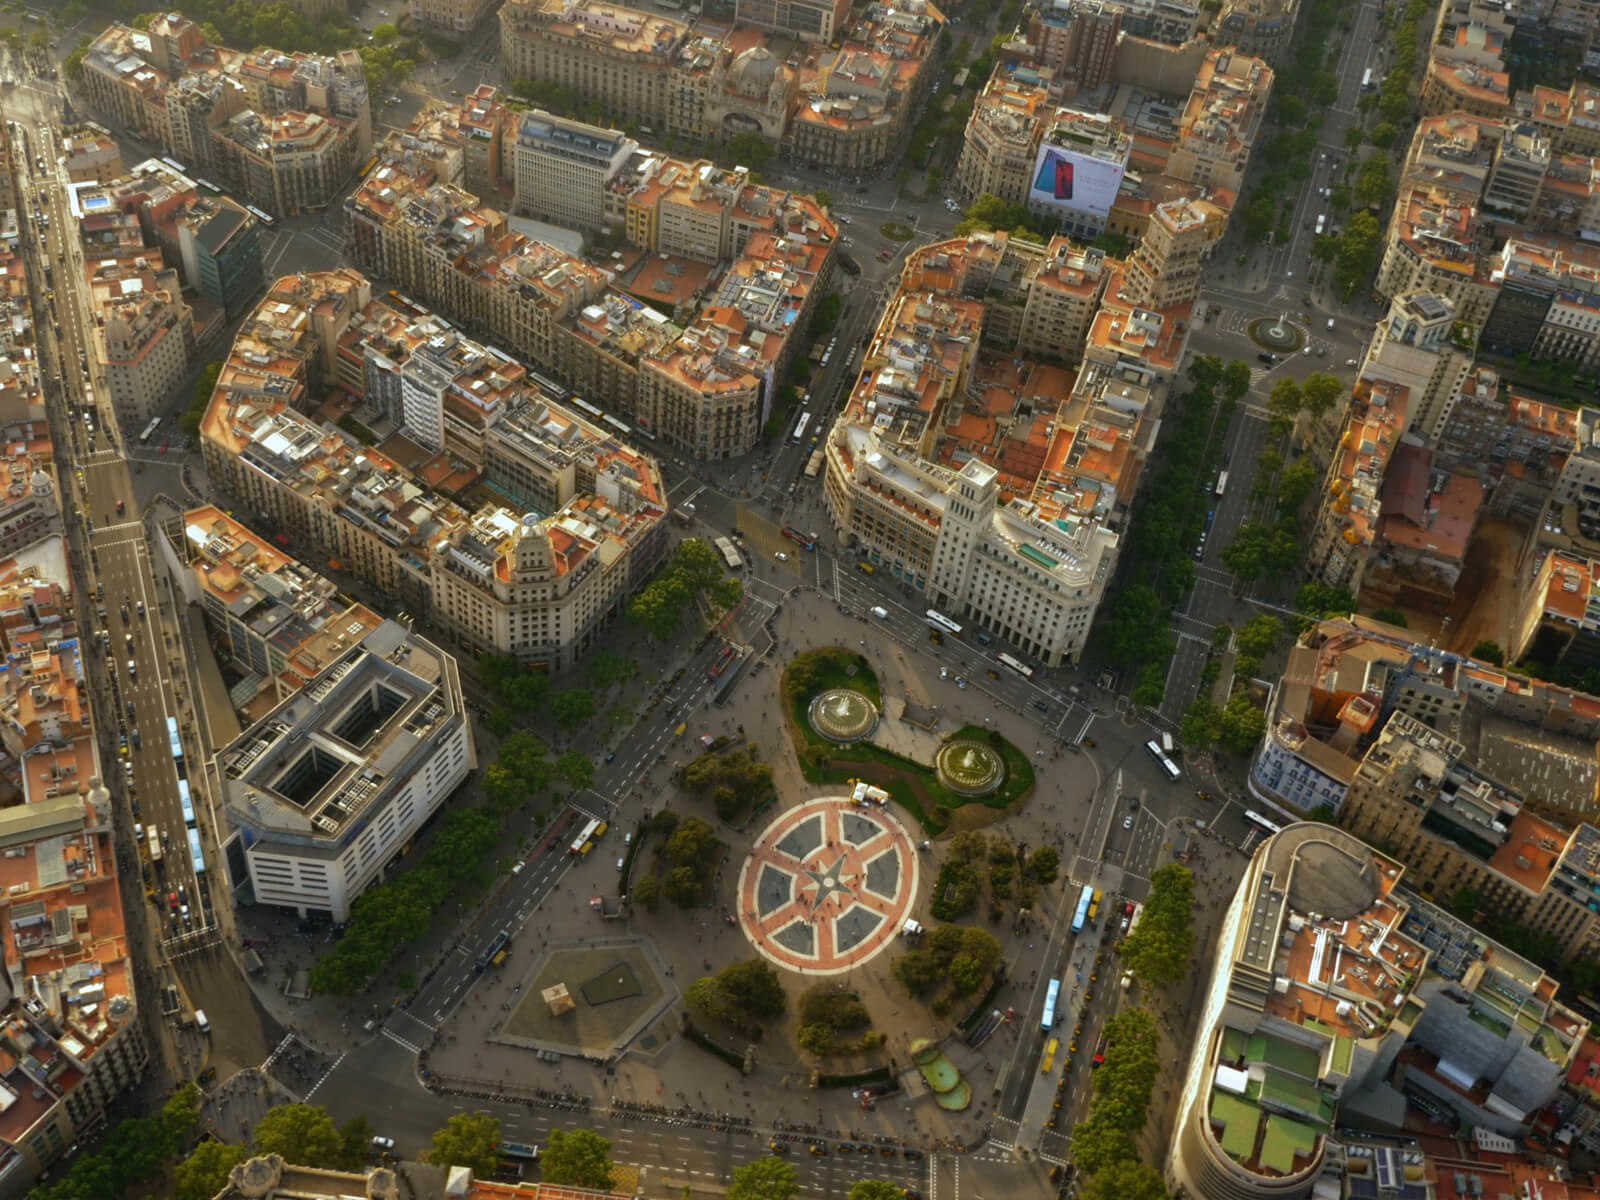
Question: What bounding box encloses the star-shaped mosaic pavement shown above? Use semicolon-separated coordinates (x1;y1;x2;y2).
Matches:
799;851;856;908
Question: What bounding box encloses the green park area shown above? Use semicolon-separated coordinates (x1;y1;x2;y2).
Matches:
781;648;1033;834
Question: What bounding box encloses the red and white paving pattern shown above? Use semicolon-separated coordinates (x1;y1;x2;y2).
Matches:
736;796;920;976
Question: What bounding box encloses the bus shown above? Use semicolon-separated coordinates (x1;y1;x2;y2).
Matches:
804;449;825;479
709;644;738;679
498;1141;541;1162
781;524;818;550
1041;977;1060;1031
1145;739;1182;781
187;827;205;876
139;417;160;443
569;817;604;856
602;414;632;437
178;780;195;828
1245;809;1284;836
1088;888;1103;923
713;536;743;570
1314;214;1326;236
1214;471;1229;498
244;204;276;228
1041;1037;1059;1073
148;826;163;863
167;716;181;760
159;157;188;176
475;929;511;972
1361;67;1374;91
1126;903;1143;941
791;411;812;444
998;652;1034;680
1071;884;1093;934
194;177;223;195
925;609;964;638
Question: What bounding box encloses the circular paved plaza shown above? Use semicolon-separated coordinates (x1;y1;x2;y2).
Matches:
736;796;919;976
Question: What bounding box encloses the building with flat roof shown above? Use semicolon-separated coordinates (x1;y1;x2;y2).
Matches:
1252;616;1600;965
818;229;1191;665
954;73;1051;207
175;193;265;322
1214;0;1300;64
512;111;636;233
498;0;689;125
1168;824;1427;1199
0;550;150;1196
735;0;851;42
198;270;672;673
217;616;474;920
77;18;371;217
86;246;195;427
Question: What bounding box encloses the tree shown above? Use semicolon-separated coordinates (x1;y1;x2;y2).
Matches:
1370;121;1397;148
728;1156;801;1200
1296;580;1356;619
1235;615;1283;658
1081;1161;1169;1200
1131;661;1167;708
1026;845;1059;884
1221;358;1253;401
1267;377;1302;416
253;1104;345;1168
552;689;596;732
725;131;774;176
1471;639;1505;665
541;1129;617;1190
1300;371;1345;419
1121;866;1195;986
719;958;787;1017
423;1112;501;1175
1218;690;1267;754
1181;697;1221;748
848;1182;906;1200
1344;125;1365;149
1449;887;1480;922
338;1116;378;1169
176;1141;250;1200
813;189;833;211
632;872;660;909
1275;458;1319;515
665;864;702;907
1068;1122;1137;1176
555;750;595;790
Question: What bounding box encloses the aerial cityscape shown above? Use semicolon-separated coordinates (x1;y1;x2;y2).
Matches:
4;0;1600;1198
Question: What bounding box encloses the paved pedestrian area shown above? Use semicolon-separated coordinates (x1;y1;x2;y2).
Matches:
738;796;919;975
497;937;677;1059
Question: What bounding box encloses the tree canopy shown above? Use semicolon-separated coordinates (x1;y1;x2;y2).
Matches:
424;1112;502;1177
1120;865;1196;986
728;1156;802;1200
252;1104;345;1168
540;1129;617;1190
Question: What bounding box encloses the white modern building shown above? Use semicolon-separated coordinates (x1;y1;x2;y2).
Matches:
215;619;475;920
511;111;635;233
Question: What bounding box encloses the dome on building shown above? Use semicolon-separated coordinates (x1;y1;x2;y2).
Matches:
729;46;779;96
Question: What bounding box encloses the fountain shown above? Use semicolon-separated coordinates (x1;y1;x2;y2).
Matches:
1247;309;1305;355
808;688;879;743
935;740;1004;797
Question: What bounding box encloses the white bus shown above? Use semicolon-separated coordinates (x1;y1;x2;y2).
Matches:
791;411;812;444
1315;214;1326;236
1214;470;1229;498
998;652;1034;680
925;609;964;637
1361;68;1374;91
1144;739;1181;781
139;418;160;443
713;536;743;570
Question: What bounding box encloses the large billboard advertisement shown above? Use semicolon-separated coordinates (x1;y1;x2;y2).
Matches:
1028;144;1125;221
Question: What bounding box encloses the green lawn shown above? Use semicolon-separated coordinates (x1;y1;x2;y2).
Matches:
781;650;1034;834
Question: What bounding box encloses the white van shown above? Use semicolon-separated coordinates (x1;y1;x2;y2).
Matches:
871;606;889;619
194;1009;210;1034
